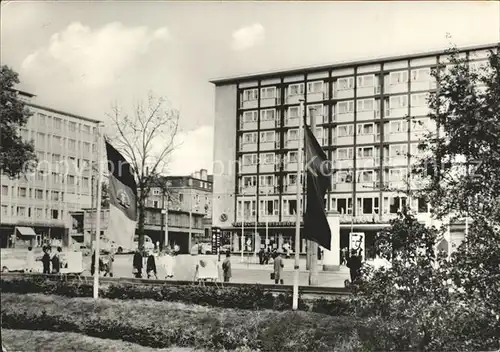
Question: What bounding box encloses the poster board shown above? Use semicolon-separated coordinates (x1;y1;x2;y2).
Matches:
196;258;219;281
59;251;84;274
349;232;365;260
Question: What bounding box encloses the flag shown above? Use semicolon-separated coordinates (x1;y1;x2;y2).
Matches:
303;123;332;249
105;141;137;251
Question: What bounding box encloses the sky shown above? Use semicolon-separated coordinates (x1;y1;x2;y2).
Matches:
1;1;499;176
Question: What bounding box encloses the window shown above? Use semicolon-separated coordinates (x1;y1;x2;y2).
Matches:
307;104;324;117
287;129;299;141
262;153;275;165
242;111;258;123
68;139;76;151
240;200;256;217
261;87;276;99
18;187;27;198
288;151;298;163
411;68;431;82
356;99;374;112
35;208;43;218
389;95;408;109
242;132;257;144
357;75;375;88
242;154;258;166
389;196;407;214
411;93;428;107
338;100;354;114
357;170;374;182
337;77;354;90
242;176;257;187
179;194;184;203
390;144;408;157
17;206;26;217
68;121;77;132
2;185;8;196
83;142;91;152
2;205;8;217
36;170;45;182
417;198;428;213
51;191;59;201
336;198;353;214
338;124;354;137
390;70;409;84
243;89;258;101
411;119;427;131
389;168;408;181
53;136;62;149
52;154;61;163
82;125;91;134
288;83;304;96
287;199;297;215
359;197;378;214
337;148;353;160
337;171;353;183
261;199;279;216
307;81;324;93
67;175;75;185
38;113;46;125
36;151;44;161
54;117;62;129
357;123;374;135
260;175;275;187
260;109;275;121
35;189;44;199
390;120;408;133
287;174;297;186
288;106;300;118
51;209;59;219
357;147;374;159
36;133;45;147
260;131;275;143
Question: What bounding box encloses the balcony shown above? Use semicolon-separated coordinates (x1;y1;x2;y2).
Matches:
357;157;376;168
335;89;354;100
239;164;257;174
284;139;299;149
387;107;407;118
240;143;257;152
336;159;354;169
357;134;375;144
260;98;278;108
357;110;376;121
384;156;408;167
337;112;354;123
385;132;407;143
284;184;298;193
411;80;437;92
387;83;408;94
285;162;298;172
357;86;375;97
259;141;278;151
260;119;276;130
240;121;258;131
331;182;352;192
358;181;380;190
286;94;304;105
239;186;257;195
285;117;299;127
333;136;354;146
241;99;258;110
307;92;324;102
260;162;279;173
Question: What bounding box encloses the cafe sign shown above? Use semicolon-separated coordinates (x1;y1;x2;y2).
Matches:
232;221;304;228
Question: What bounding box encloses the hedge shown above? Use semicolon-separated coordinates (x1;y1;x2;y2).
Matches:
0;277;354;315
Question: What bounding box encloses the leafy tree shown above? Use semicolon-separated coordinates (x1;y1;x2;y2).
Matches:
0;65;37;177
107;93;179;249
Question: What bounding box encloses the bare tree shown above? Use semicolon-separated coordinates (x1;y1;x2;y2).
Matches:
107;92;180;249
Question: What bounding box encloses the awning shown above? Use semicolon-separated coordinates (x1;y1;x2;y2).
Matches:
15;227;36;237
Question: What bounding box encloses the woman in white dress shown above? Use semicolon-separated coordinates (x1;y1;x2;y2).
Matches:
158;249;175;279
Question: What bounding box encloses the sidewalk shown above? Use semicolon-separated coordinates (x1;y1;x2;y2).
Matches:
230;256;349;274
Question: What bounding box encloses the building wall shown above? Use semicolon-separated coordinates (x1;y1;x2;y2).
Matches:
212;84;238;228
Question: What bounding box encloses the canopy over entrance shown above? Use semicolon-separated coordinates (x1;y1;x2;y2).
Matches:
15;227;36;237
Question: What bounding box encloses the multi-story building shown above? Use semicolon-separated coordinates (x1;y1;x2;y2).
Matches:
1;90;100;248
211;43;497;258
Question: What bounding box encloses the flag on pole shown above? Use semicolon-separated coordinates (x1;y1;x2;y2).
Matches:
105;141;137;250
303;123;332;249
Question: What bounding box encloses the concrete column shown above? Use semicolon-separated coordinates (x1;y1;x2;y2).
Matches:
255;232;261;250
323;211;340;271
278;233;284;250
233;232;240;252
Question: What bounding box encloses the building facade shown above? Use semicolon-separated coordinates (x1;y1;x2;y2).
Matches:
211;43;496;258
1;91;100;248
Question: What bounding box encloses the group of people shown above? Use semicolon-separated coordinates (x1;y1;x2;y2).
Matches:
132;248;176;279
40;246;64;274
91;250;115;277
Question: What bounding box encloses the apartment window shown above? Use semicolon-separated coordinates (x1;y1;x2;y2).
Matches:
242;111;258;123
389;95;408;109
67;175;76;185
38;113;46;125
36;133;45;147
243;89;258;101
288;151;298;163
338;100;354;114
288;106;300;118
259;175;275;187
336;198;353;215
261;87;276;99
390;120;408;133
2;185;8;196
338;124;354;137
242;132;257;144
35;189;44;199
287;174;297;186
242;175;257;187
357;146;374;159
53;136;62;149
261;199;279;216
36;151;44;161
411;68;431;82
288;83;304;96
35;208;43;218
82;125;91;134
417;197;428;213
357;170;374;182
390;70;409;84
357;75;375;88
240;200;256;217
83;142;91;152
68;121;77;132
357;123;374;135
51;191;59;201
260;109;275;121
51;209;59;219
179;194;184;203
337;147;354;160
262;153;275;165
54;117;62;129
337;77;354;90
17;187;27;198
242;154;258;166
286;199;297;215
337;171;353;183
2;205;8;217
389;196;407;214
52;154;61;163
390;144;408;157
260;131;275;143
287;129;299;141
307;81;324;93
389;168;408;181
357;99;374;112
17;206;26;217
358;197;379;214
68;139;76;151
411;93;428;107
36;170;45;182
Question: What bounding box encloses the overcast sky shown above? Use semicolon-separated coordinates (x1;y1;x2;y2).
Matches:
2;1;499;175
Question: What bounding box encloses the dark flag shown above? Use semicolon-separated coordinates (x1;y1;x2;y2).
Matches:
303;123;332;249
105;140;138;250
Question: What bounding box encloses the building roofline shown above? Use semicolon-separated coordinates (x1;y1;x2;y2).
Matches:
11;88;36;98
209;42;499;85
26;102;102;124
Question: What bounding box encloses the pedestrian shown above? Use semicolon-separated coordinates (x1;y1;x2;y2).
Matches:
222;251;232;282
103;250;114;277
42;246;51;274
258;247;265;265
346;249;362;283
132;249;143;278
146;251;157;279
264;246;271;264
272;252;284;284
25;246;35;273
51;247;62;274
173;243;180;255
91;251;104;276
158;249;175;279
341;247;348;265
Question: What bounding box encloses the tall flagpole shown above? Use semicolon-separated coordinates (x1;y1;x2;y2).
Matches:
241;190;245;262
292;99;304;310
93;124;103;299
309;108;319;285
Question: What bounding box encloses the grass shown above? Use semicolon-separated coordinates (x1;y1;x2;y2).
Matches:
1;293;361;351
1;329;196;352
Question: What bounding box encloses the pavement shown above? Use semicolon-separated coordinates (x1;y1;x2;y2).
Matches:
83;254;350;287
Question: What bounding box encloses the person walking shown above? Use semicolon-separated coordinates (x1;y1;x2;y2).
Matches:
103;250;114;277
158;249;175;279
146;251;157;279
51;247;61;274
42;246;51;274
25;246;35;273
132;250;143;278
272;252;284;284
222;251;232;283
346;249;362;283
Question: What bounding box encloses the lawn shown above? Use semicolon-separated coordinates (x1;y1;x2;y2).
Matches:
1;293;361;351
1;329;196;352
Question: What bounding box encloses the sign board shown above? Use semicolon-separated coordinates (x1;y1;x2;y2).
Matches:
211;228;221;254
196;258;219;281
349;232;365;260
59;251;84;274
233;221;303;228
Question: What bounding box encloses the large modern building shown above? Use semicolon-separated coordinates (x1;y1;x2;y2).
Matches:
211;43;497;259
1;90;100;248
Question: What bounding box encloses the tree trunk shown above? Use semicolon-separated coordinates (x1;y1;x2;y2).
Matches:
137;197;146;250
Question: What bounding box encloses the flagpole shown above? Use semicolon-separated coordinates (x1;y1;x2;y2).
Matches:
241;190;245;263
93;124;103;300
292;99;304;311
309;108;319;286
